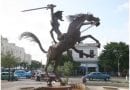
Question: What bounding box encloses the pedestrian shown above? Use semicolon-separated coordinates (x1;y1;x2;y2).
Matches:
36;72;41;81
31;72;35;80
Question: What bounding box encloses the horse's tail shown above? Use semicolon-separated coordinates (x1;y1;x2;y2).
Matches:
20;32;47;53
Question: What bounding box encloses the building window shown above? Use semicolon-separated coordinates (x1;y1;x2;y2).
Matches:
79;50;83;58
88;67;96;72
90;50;94;56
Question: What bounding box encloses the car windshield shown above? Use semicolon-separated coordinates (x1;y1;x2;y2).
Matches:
2;72;12;75
89;72;102;75
15;70;26;73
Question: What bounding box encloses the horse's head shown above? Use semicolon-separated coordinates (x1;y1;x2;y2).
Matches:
67;13;100;27
67;13;100;34
84;13;100;27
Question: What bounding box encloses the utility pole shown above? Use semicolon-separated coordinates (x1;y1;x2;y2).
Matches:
113;50;122;77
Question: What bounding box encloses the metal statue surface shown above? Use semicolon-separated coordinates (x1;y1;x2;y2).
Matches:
22;4;64;43
48;4;64;43
20;4;100;86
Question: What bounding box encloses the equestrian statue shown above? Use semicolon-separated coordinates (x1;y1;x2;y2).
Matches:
20;4;100;86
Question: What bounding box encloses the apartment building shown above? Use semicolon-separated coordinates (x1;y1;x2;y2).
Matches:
1;36;32;65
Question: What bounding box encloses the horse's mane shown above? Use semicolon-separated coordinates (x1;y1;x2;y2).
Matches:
67;13;94;22
67;13;84;22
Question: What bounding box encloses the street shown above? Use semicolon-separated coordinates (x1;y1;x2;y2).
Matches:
1;77;129;90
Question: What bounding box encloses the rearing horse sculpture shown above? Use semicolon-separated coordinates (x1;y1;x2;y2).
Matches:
20;13;100;86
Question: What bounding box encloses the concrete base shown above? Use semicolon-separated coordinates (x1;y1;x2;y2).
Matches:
19;83;87;90
35;86;72;90
20;87;35;90
103;86;118;90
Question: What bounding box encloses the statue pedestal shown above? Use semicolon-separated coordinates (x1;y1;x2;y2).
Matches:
19;83;87;90
35;86;72;90
20;87;35;90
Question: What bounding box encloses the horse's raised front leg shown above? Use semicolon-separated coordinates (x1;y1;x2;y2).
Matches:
72;47;92;58
79;35;100;48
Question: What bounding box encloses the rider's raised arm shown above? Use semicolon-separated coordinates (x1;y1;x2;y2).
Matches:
47;4;56;21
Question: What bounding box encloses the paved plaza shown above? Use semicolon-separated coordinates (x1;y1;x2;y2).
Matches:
1;77;129;90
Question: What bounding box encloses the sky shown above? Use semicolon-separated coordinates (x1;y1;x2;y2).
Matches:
0;0;129;65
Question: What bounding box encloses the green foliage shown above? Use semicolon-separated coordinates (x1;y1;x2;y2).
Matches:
98;42;129;75
30;60;42;70
47;65;53;72
57;53;80;76
1;52;18;68
1;52;19;81
57;66;64;75
19;61;28;69
58;61;73;76
63;61;73;76
60;54;80;67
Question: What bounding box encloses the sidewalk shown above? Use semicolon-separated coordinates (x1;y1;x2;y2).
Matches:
87;86;128;90
1;80;129;90
1;79;129;90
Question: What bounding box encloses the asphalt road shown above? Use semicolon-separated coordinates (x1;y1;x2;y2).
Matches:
68;77;129;87
1;77;129;90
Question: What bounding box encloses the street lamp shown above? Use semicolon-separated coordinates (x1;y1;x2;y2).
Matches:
113;50;122;77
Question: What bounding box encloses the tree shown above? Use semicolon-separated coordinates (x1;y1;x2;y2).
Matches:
1;52;18;81
57;61;73;76
63;61;73;76
98;42;129;76
30;60;42;70
19;61;28;69
60;53;80;68
57;53;80;76
1;52;18;68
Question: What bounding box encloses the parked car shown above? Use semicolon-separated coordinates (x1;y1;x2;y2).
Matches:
14;70;27;79
84;72;110;81
26;71;32;78
1;72;18;81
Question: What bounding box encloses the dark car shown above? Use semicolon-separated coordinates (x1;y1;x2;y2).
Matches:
84;72;110;81
1;72;18;81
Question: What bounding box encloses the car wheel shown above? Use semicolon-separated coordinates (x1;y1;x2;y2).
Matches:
104;78;109;81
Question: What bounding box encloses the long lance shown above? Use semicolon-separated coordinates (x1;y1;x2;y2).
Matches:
21;4;56;12
22;7;48;12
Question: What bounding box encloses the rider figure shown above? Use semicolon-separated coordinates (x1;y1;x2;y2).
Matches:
47;4;64;43
51;11;64;43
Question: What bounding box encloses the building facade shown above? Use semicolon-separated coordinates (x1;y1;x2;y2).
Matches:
1;36;32;65
72;43;99;74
